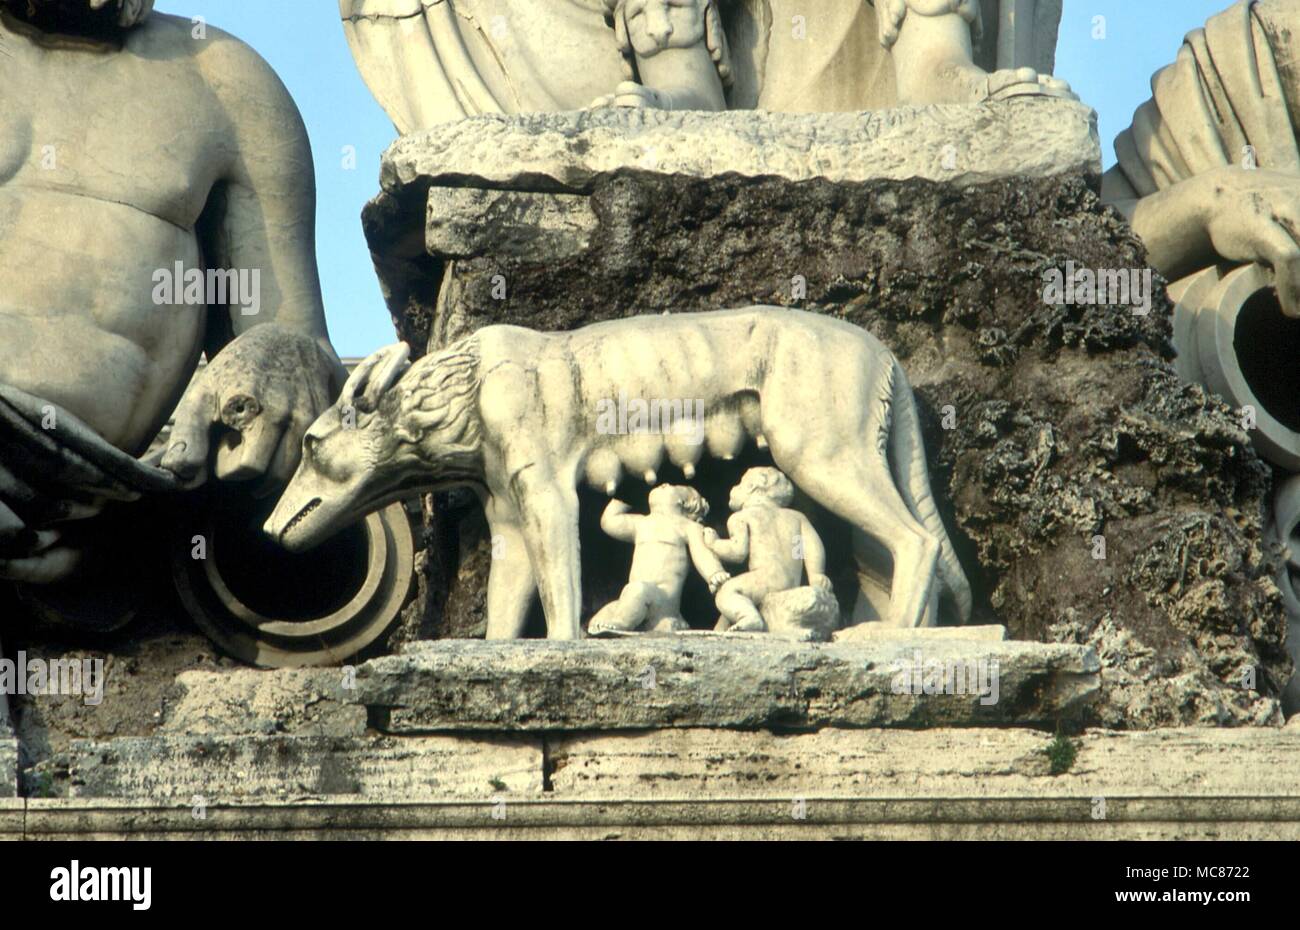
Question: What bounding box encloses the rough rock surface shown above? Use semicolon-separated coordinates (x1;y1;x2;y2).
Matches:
161;669;367;738
363;107;1288;729
353;637;1099;732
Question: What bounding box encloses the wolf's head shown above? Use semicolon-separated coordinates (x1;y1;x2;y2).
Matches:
265;338;483;552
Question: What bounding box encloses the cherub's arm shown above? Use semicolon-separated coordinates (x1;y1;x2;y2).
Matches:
685;523;730;594
601;499;642;543
708;514;750;564
798;515;832;590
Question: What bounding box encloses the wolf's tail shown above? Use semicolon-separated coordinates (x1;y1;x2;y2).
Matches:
887;360;973;624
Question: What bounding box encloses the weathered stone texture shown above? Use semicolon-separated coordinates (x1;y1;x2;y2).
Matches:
354;637;1099;732
69;734;540;801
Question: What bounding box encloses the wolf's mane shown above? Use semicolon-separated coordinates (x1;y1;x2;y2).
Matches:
388;335;483;457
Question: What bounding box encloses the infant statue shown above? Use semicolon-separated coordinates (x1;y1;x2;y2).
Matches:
588;485;731;636
707;467;841;641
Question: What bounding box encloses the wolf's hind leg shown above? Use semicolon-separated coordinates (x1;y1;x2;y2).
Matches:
793;459;939;629
514;477;584;640
485;522;537;640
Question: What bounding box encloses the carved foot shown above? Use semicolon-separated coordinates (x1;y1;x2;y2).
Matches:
901;60;1075;106
590;81;673;110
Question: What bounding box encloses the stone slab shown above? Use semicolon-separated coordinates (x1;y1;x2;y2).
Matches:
0;799;21;840
426;188;598;261
380;98;1100;196
6;728;1300;838
68;734;541;801
16;727;1300;839
549;727;1300;800
161;668;367;738
832;624;1007;643
0;739;15;800
355;637;1099;732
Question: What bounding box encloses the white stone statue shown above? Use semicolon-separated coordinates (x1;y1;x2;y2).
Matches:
267;307;972;639
588;485;730;635
708;467;841;640
339;0;1067;134
0;0;344;587
1103;0;1300;320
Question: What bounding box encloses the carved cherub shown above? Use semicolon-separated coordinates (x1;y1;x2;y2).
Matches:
588;485;730;636
593;0;730;111
707;467;832;634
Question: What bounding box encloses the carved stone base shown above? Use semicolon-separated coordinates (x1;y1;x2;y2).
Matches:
9;727;1300;839
354;637;1100;732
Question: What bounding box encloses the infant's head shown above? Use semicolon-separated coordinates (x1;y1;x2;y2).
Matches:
730;467;794;511
649;484;709;523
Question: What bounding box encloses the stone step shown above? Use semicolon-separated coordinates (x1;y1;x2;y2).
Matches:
10;727;1300;839
380;97;1100;197
68;734;539;802
355;636;1100;732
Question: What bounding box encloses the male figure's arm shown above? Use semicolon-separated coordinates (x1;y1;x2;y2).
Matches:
156;28;344;490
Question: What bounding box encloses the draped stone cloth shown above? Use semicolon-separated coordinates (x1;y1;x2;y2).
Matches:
0;385;178;558
1110;0;1300;200
340;0;1062;134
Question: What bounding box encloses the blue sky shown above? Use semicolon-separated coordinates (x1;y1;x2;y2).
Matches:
156;0;1235;357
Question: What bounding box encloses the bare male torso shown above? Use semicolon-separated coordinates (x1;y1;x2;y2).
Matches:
0;8;326;452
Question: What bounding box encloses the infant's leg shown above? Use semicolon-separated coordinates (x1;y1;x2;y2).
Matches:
589;582;655;635
644;587;689;633
715;572;769;633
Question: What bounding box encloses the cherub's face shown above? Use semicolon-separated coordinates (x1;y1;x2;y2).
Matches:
623;0;707;55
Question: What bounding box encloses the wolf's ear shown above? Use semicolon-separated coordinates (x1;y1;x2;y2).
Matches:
340;343;411;412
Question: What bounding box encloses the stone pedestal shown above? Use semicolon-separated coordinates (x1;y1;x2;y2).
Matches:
360;99;1288;728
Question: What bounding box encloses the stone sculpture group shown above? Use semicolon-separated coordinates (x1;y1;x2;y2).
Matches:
267;308;972;639
2;0;1300;687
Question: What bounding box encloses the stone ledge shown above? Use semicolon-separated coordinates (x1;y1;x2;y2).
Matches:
13;795;1300;841
68;734;540;801
380;98;1100;197
0;740;16;800
549;727;1300;799
4;728;1296;839
355;637;1099;732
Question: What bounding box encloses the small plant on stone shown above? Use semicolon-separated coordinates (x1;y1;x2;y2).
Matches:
1044;730;1079;776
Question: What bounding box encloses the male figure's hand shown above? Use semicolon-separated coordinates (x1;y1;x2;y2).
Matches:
151;324;344;496
1130;165;1300;318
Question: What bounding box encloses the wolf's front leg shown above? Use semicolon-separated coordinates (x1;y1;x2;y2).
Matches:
514;476;583;640
484;521;537;640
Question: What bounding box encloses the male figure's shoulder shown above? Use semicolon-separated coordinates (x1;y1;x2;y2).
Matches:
130;14;298;118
